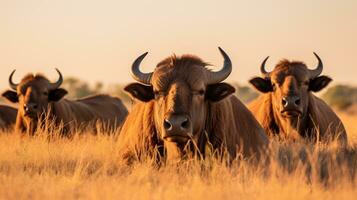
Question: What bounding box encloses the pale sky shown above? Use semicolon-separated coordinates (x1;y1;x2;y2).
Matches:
0;0;356;90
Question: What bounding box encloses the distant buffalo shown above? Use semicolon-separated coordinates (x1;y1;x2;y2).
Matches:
2;69;128;135
118;48;268;161
249;53;347;145
0;105;17;131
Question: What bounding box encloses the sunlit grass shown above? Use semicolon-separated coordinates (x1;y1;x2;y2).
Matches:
0;113;356;199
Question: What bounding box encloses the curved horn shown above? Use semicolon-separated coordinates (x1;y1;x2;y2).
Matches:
49;68;63;89
131;52;152;85
260;56;271;77
309;52;323;78
8;70;18;90
206;47;232;84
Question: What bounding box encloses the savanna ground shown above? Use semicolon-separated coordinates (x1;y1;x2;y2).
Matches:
0;111;356;200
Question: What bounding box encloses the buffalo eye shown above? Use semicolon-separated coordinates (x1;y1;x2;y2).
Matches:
199;89;205;95
43;91;49;96
154;91;165;99
193;90;205;96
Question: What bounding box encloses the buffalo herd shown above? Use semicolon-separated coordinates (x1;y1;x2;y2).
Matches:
0;48;348;161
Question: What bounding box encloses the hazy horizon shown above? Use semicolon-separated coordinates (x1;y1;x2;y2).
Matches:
1;0;356;90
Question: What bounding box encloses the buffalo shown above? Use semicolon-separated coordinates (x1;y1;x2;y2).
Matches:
0;105;17;131
2;69;128;135
249;53;347;145
118;48;268;161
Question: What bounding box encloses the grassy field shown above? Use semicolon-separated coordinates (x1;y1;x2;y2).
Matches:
0;112;356;200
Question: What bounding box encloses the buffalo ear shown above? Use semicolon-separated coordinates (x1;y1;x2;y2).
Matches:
206;83;235;102
309;75;332;92
2;90;18;103
249;77;273;93
49;88;68;102
124;83;154;102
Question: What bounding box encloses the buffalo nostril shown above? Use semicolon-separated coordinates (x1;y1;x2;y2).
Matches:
295;98;301;106
181;118;190;129
164;119;172;130
282;98;288;107
33;104;38;109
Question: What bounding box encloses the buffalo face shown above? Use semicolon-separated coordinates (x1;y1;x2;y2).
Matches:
2;69;68;133
250;53;332;132
125;48;235;158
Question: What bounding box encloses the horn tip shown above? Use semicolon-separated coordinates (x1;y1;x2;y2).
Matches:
9;69;16;78
262;56;270;64
217;47;230;61
54;68;63;75
137;52;149;60
218;47;225;54
8;69;18;90
313;52;322;61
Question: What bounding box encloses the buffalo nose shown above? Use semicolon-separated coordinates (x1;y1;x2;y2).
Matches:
24;103;38;113
164;115;191;132
282;96;301;108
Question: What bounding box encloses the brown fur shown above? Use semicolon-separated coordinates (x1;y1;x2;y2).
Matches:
46;95;128;134
119;54;268;161
250;93;347;142
249;59;347;145
6;73;128;135
156;54;209;69
0;105;17;131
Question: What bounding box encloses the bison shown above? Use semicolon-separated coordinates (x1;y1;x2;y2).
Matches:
249;53;347;145
118;48;268;161
0;105;17;131
2;69;128;135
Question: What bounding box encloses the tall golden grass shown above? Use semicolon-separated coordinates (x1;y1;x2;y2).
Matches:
0;112;356;200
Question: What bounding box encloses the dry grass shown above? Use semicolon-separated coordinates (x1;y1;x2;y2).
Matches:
0;113;356;200
338;112;357;144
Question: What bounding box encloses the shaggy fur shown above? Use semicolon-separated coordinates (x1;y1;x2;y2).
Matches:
249;59;347;145
3;73;128;135
0;105;17;130
119;54;268;161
